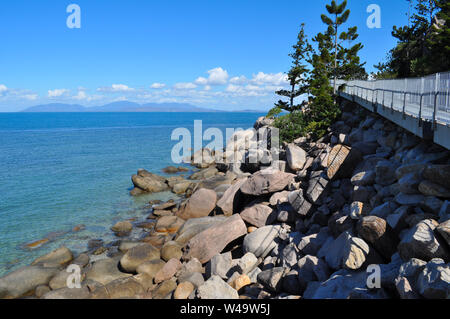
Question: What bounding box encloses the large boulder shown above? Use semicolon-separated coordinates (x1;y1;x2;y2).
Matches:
42;286;91;299
306;269;386;299
216;178;247;216
177;188;217;220
175;216;227;245
416;258;450;299
120;244;161;273
423;165;450;188
86;257;132;285
0;266;58;299
288;190;313;217
240;168;295;196
190;167;218;180
131;169;169;193
418;180;450;198
183;214;247;264
398;219;449;262
197;275;239;299
327;144;362;180
31;246;73;267
257;267;286;293
240;203;274;228
243;225;284;258
357;216;398;260
322;231;378;270
286;144;307;172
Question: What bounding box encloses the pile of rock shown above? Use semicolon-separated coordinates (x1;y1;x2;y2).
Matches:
1;103;449;299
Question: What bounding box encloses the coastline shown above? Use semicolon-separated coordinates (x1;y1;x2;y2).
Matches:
1;106;449;299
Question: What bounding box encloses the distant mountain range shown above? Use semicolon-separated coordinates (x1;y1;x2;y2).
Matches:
21;102;263;113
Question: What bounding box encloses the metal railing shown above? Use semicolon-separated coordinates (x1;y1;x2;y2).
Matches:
334;71;450;128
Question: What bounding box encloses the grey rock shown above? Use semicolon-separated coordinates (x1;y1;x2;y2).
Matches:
206;252;233;280
197;275;239;299
398;219;449;262
237;252;259;275
243;225;283;258
288;190;313;217
0;266;58;299
416;259;450;299
286;144;307;171
370;201;399;219
257;267;286;293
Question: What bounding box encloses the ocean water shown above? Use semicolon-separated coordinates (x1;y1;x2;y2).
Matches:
0;112;263;276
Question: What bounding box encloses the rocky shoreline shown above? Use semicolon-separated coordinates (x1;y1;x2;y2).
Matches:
0;100;449;299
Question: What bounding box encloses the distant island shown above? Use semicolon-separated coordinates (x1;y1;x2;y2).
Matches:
21;102;264;113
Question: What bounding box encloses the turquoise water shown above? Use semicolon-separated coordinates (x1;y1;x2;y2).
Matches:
0;112;262;276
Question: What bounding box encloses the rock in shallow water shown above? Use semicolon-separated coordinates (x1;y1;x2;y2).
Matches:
120;244;161;273
0;266;58;299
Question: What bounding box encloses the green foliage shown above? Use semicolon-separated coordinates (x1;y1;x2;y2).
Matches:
266;0;363;142
376;0;449;78
272;112;307;143
273;24;312;113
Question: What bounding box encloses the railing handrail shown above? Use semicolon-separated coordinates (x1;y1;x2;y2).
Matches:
332;71;450;128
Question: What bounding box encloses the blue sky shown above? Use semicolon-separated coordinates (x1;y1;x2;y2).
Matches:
0;0;410;112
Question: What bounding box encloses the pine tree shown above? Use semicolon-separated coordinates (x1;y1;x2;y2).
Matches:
376;0;447;78
320;0;366;93
273;24;312;114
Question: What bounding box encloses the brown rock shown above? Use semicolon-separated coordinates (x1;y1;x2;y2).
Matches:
136;259;166;278
327;144;362;180
174;281;195;299
154;258;182;284
132;170;169;193
357;216;398;259
31;246;73;267
152;278;177;299
161;241;183;261
155;215;185;233
183;214;247;264
217;178;247;216
120;244;161;273
231;274;252;291
111;221;133;236
240;204;274;228
240;168;295;196
177;188;217;220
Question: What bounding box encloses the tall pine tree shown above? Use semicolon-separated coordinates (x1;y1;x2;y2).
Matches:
320;0;366;93
273;24;312;114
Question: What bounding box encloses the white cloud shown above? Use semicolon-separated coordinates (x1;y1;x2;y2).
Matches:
251;72;288;86
0;84;7;94
97;84;135;93
73;90;88;100
23;94;38;101
229;76;247;84
203;85;212;91
173;82;197;90
150;83;166;89
206;67;229;85
48;89;69;98
194;77;208;85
